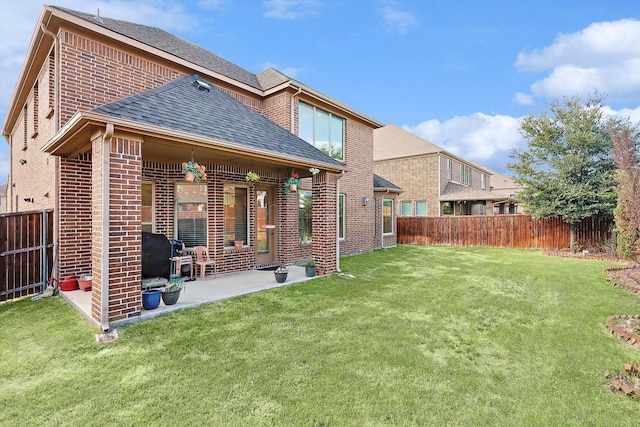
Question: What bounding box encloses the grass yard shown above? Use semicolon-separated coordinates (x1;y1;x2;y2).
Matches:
1;245;638;426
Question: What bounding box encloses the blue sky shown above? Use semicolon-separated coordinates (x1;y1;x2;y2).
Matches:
1;0;639;185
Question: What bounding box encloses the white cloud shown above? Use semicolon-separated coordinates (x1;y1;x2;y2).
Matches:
602;105;640;126
514;19;640;103
513;92;534;106
403;113;525;174
263;0;319;20
377;0;417;35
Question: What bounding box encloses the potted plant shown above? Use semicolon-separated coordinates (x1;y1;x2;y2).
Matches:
142;289;162;310
245;171;260;183
274;264;288;283
284;172;300;194
304;260;316;277
162;275;185;306
181;161;207;182
234;240;244;250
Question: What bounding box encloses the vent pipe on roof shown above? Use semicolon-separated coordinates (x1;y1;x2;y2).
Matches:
94;8;103;24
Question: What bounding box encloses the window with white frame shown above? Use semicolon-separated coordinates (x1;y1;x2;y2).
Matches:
481;173;486;189
400;201;412;216
299;101;345;160
460;164;471;185
299;190;312;243
223;185;248;247
338;194;345;239
383;199;393;234
415;200;427;216
175;183;208;248
446;158;452;179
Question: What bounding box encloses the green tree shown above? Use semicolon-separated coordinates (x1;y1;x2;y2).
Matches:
508;95;617;249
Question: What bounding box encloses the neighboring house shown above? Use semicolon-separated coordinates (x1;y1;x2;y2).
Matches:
475;166;522;214
2;5;399;327
0;183;7;213
374;124;518;216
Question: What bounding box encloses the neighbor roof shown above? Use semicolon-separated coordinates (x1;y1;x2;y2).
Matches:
440;182;514;202
373;124;442;160
53;6;263;91
91;75;344;168
373;174;402;193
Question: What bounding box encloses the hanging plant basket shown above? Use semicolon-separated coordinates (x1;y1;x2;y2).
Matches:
284;173;300;194
184;171;195;182
245;171;260;183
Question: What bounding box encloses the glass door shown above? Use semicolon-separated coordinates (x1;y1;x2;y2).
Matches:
256;186;276;264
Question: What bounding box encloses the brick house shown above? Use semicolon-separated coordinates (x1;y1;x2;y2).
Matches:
374;124;518;217
2;5;399;327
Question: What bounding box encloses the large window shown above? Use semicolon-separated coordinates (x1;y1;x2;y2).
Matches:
460;164;471;185
415;200;427;216
175;183;208;248
338;194;345;239
299;190;312;243
223;185;248;247
299;101;345;160
446;158;452;179
383;199;393;234
400;201;412;216
481;173;486;189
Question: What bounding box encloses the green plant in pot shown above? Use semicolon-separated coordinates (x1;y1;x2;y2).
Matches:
304;259;316;277
274;264;288;283
162;275;185;305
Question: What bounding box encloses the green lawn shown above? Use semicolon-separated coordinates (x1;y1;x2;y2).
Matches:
1;246;638;426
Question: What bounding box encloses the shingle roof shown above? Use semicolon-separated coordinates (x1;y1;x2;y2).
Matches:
53;6;263;90
91;75;343;168
374;124;443;161
440;182;509;202
373;174;402;192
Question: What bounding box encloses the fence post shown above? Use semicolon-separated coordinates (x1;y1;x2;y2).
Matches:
40;210;48;292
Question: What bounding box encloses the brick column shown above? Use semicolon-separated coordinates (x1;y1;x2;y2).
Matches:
92;131;142;325
278;181;299;266
312;171;339;273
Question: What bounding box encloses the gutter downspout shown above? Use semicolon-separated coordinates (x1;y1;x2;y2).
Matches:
336;171;345;272
100;124;114;332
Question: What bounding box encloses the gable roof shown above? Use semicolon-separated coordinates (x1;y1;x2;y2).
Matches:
373;174;402;193
53;6;263;91
90;75;344;169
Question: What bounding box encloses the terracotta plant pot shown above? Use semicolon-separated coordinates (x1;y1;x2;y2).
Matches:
184;171;195;182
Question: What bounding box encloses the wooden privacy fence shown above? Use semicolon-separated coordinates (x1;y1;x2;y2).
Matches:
1;210;54;301
397;214;612;250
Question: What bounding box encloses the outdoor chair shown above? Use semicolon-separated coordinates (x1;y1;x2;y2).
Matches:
194;246;216;280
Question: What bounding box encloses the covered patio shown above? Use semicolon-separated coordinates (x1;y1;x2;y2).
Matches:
62;266;317;328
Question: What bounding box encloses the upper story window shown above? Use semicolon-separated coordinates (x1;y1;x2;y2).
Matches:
481;173;486;189
460;164;471;185
299;101;345;161
446;158;452;179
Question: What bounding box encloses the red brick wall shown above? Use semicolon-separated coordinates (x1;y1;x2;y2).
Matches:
58;154;92;278
312;171;338;272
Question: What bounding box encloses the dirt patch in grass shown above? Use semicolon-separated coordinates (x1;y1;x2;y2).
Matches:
605;265;640;294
